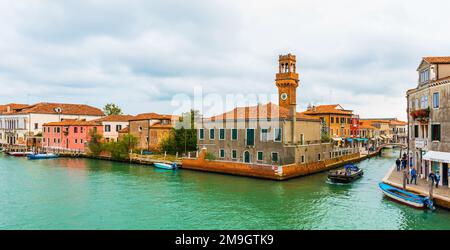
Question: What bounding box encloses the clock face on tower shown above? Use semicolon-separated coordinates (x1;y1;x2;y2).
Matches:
281;93;288;101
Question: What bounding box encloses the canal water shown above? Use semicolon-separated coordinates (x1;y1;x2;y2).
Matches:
1;150;450;230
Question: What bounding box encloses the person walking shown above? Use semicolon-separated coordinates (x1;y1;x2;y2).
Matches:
396;158;401;172
401;158;407;170
429;172;436;187
435;172;441;188
410;167;417;185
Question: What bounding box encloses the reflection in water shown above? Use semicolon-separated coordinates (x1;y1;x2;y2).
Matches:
1;151;450;229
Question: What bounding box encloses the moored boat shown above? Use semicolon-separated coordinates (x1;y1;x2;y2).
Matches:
328;164;363;183
154;162;178;170
27;153;59;160
7;151;34;157
379;182;433;209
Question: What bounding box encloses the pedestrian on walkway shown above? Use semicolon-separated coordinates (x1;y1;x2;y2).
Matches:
396;158;401;172
429;172;436;186
401;158;407;170
410;167;417;185
435;172;440;188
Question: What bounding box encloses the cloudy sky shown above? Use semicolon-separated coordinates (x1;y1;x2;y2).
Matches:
0;0;449;120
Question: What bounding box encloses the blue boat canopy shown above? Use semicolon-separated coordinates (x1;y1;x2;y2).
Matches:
346;138;353;142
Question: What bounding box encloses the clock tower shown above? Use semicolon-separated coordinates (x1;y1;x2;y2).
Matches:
276;53;299;117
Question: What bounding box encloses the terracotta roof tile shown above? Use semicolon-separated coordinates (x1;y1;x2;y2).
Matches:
93;114;134;122
423;56;450;64
208;102;319;122
118;127;129;133
302;104;354;115
43;119;102;126
8;102;104;116
130;112;175;121
0;103;29;114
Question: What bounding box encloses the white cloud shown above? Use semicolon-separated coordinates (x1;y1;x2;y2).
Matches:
0;0;449;120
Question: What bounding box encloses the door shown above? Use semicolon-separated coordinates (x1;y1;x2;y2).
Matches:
443;163;449;186
244;151;251;163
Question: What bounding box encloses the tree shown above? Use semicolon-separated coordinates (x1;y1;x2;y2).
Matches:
87;129;103;156
103;103;123;116
159;110;199;154
102;134;138;160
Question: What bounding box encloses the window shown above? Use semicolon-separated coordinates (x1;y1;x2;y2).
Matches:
431;124;441;141
199;128;204;140
347;118;351;124
340;118;345;124
433;92;440;109
421;95;429;109
105;125;111;132
74;127;78;133
301;155;305;163
232;150;237;160
420;69;429;83
138;126;143;132
300;134;304;145
271;152;279;163
231;129;238;140
57;127;60;133
75;139;78;144
80;127;84;133
219;149;225;159
219;128;225;140
318;153;321;161
209;129;215;140
414;125;419;138
260;128;268;142
246;128;255;146
331;117;334;124
34;123;38;130
116;125;122;132
246;129;255;146
257;151;264;161
81;139;84;144
274;128;282;142
53;138;56;143
57;139;60;143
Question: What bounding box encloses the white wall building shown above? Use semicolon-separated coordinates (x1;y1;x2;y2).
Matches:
0;102;104;146
93;115;134;142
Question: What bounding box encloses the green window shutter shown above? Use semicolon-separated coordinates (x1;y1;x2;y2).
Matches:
246;129;255;146
219;129;225;140
257;152;263;161
232;129;238;140
272;152;278;162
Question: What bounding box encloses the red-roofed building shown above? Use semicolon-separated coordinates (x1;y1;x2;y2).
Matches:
196;54;354;166
42;119;103;151
93;115;134;142
0;102;104;146
127;113;177;152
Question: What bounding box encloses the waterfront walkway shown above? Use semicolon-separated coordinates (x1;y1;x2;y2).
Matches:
383;166;450;209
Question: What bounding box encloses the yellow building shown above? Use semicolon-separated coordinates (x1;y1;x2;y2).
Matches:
302;104;355;141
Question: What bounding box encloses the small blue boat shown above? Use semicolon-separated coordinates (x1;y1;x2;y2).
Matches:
27;153;59;160
379;182;433;209
153;162;178;170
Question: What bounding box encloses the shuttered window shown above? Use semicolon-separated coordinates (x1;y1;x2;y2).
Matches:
246;129;255;146
431;124;441;141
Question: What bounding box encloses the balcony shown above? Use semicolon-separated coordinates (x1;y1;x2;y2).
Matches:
410;108;430;122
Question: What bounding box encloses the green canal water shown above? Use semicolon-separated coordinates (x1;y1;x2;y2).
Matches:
1;150;450;230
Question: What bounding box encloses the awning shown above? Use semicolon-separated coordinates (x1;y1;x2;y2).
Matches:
355;138;368;142
380;135;387;139
423;151;450;164
346;138;353;142
332;137;343;141
386;135;393;139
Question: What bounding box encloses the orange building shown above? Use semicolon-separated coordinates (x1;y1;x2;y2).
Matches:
302;104;356;141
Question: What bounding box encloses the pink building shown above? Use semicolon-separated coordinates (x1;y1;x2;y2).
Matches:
42;119;103;151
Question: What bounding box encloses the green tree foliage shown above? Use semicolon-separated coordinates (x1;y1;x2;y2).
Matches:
205;152;216;161
159;110;199;155
103;103;123;116
88;129;103;156
102;134;138;160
